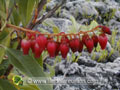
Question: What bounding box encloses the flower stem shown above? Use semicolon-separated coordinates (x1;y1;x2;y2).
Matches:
6;23;100;36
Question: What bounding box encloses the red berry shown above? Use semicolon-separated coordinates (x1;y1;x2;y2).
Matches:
21;39;31;55
69;39;76;52
69;38;80;53
99;25;111;35
60;32;69;43
34;43;43;58
74;38;80;51
36;35;47;50
85;38;94;53
47;41;56;57
60;43;69;58
82;34;89;44
98;33;108;50
30;39;36;53
92;35;98;47
78;40;83;53
61;36;69;43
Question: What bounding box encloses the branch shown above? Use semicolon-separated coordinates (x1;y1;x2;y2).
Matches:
6;23;100;36
27;0;47;29
6;2;15;21
37;0;47;14
29;0;67;29
0;2;15;31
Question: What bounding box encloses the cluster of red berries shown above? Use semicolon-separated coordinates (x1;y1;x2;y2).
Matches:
21;26;111;59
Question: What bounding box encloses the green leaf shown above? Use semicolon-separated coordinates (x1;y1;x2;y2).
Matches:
19;84;40;90
0;29;9;42
18;0;28;26
69;16;80;33
45;64;55;77
55;56;61;63
19;85;39;90
0;29;10;64
0;0;6;13
26;0;35;24
96;44;101;52
91;51;96;60
116;39;120;51
79;20;98;32
18;0;35;26
8;0;20;25
72;52;76;62
98;54;103;62
110;30;117;48
36;55;43;68
6;48;53;90
88;20;98;30
43;19;60;33
8;0;15;8
38;27;49;33
0;79;17;90
0;10;6;20
53;27;60;33
108;48;114;57
75;53;82;62
79;25;88;31
11;9;21;25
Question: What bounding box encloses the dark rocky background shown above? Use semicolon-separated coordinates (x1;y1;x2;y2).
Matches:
37;0;120;90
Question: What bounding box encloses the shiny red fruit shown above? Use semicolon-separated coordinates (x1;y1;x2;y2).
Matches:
61;36;69;43
98;33;108;50
60;32;69;43
36;35;47;50
69;39;76;52
69;38;80;53
82;34;89;44
55;42;60;56
30;39;36;53
34;43;43;58
60;43;69;58
92;35;98;47
21;39;31;55
99;25;111;35
47;41;56;57
78;40;83;53
85;38;94;53
74;38;80;51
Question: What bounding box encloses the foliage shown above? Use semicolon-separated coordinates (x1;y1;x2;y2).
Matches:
0;0;119;90
6;48;53;90
0;79;17;90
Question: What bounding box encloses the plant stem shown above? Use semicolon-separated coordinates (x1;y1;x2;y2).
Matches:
0;21;7;31
6;23;100;37
27;0;47;29
28;0;67;29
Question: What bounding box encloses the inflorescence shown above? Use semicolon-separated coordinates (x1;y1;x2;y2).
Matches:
20;25;111;59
